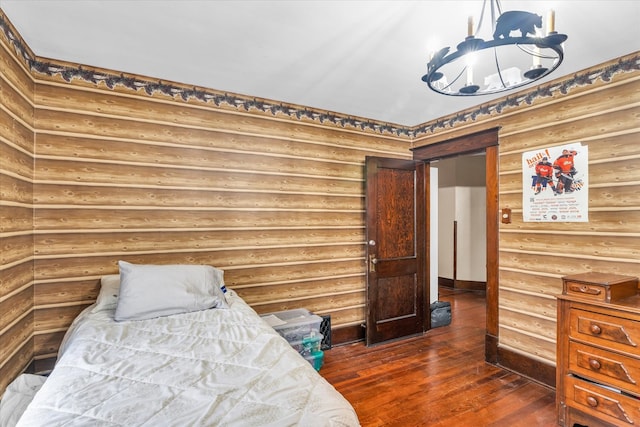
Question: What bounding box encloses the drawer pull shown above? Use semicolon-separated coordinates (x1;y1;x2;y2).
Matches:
586;396;599;407
576;349;638;385
574;383;635;424
577;316;637;347
569;284;602;296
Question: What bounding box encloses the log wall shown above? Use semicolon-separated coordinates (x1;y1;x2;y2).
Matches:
0;10;413;383
413;52;640;367
0;13;35;394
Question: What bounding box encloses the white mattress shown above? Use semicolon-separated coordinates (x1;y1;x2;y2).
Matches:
16;291;359;426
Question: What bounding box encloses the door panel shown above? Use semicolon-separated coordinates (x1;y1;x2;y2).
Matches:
365;156;428;346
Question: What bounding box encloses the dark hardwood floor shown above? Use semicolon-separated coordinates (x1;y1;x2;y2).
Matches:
321;287;557;427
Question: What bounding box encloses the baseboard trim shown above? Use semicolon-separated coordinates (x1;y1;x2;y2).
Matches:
496;346;556;388
438;277;486;292
331;324;365;346
485;333;498;364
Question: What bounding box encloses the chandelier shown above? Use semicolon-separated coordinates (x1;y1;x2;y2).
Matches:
422;0;568;96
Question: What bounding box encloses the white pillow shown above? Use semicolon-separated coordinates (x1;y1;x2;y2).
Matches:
114;261;229;322
91;274;121;313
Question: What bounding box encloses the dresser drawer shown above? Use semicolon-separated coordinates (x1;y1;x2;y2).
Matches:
569;341;640;395
569;308;640;355
565;375;640;425
564;275;638;303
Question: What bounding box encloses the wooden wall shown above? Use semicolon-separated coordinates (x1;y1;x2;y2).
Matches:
0;10;413;381
413;52;640;369
0;14;35;394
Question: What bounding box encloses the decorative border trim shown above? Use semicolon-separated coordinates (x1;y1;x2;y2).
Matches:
29;59;415;137
1;10;638;139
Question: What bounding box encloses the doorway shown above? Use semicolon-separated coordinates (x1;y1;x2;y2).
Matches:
433;154;487;295
412;127;499;363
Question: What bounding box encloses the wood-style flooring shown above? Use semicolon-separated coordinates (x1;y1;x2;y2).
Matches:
321;287;557;427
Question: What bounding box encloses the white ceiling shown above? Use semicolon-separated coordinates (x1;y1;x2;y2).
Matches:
1;0;639;126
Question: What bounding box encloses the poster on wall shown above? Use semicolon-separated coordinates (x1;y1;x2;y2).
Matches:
522;143;588;222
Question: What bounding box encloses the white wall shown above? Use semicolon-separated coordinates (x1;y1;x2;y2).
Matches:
435;155;486;282
430;167;439;303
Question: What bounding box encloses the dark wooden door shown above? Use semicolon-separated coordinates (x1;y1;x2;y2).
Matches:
365;156;428;346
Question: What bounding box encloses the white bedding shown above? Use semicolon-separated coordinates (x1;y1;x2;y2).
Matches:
16;291;359;426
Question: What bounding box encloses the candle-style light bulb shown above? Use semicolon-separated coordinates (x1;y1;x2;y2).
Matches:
533;29;542;67
548;9;555;34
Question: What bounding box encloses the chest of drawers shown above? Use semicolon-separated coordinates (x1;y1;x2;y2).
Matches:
557;273;640;427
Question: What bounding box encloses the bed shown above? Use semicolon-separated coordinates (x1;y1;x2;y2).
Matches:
8;262;359;426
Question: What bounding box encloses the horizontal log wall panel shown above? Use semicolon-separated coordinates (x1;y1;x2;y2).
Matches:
34;127;387;171
499;308;556;341
34;257;364;286
34;331;66;356
35;159;362;195
29;245;364;272
34;229;365;256
0;134;35;175
0;261;33;297
35;135;365;181
499;327;555;363
499;270;563;297
251;291;364;316
236;276;365;304
0;336;32;395
0;70;33;124
34;279;100;306
1;234;33;265
37;131;378;166
500;252;640;278
35;83;407;154
0;11;35;396
0;205;33;232
0;33;32;103
500;233;640;260
0;313;32;370
34;305;89;331
0;287;31;332
305;306;365;327
0;108;34;153
226;260;364;288
35;209;363;230
0;174;33;204
414;57;640;370
499;288;557;320
34;184;363;210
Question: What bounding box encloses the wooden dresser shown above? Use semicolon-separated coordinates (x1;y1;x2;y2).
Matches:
557;272;640;427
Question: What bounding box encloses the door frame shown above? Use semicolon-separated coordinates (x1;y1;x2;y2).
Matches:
411;127;500;363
